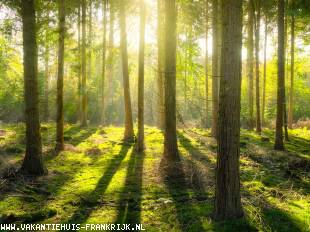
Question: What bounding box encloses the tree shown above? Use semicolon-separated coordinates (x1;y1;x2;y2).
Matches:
254;0;261;133
120;1;134;141
262;14;268;126
247;0;255;130
101;0;107;124
157;0;165;130
43;13;50;122
288;10;295;129
275;0;285;150
205;0;209;128
137;0;146;152
77;0;82;123
163;0;179;162
211;0;219;138
55;0;65;152
81;0;87;127
215;0;243;220
20;0;46;175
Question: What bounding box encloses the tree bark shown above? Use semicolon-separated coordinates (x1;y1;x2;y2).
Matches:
275;0;285;150
211;0;219;138
120;1;134;141
215;0;243;220
288;14;294;129
77;0;82;123
81;0;87;127
255;1;261;133
163;0;179;162
20;0;46;175
43;14;49;122
55;0;65;152
205;0;209;128
262;15;267;127
247;0;254;130
157;0;165;130
137;0;146;152
101;0;107;124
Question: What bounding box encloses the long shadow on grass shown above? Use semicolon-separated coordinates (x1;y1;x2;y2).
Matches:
62;144;132;226
114;150;145;225
64;125;97;146
161;160;206;232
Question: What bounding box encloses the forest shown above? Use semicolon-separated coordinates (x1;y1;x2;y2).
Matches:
0;0;309;231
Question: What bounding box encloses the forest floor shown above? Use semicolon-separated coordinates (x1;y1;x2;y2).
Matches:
0;124;309;232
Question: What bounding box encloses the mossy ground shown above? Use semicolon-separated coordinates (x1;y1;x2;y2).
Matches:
0;124;309;231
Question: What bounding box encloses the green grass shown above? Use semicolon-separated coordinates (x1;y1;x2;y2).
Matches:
0;124;309;231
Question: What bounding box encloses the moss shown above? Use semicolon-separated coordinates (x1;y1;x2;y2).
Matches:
0;124;309;231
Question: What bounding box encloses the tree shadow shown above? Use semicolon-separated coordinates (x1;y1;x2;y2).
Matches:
63;126;97;146
62;144;132;226
114;150;145;225
177;132;211;164
161;160;206;232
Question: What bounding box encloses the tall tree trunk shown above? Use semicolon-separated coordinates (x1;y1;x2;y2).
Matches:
205;0;209;128
20;0;46;175
275;0;285;150
262;15;267;127
211;0;219;138
55;0;65;152
215;0;243;220
283;3;289;141
77;1;82;123
87;0;92;117
157;0;165;130
288;14;294;129
120;2;134;141
106;0;114;124
163;0;179;162
81;0;87;127
247;0;254;130
101;0;107;124
255;1;261;133
43;14;49;122
137;0;146;152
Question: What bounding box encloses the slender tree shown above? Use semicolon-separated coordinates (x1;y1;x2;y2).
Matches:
77;0;82;122
205;0;209;127
55;0;65;152
215;0;244;220
20;0;46;175
211;0;219;138
157;0;165;130
262;14;268;126
137;0;146;152
163;0;179;162
120;1;134;141
101;0;107;124
43;13;49;122
81;0;87;127
275;0;285;150
254;0;261;133
288;12;295;128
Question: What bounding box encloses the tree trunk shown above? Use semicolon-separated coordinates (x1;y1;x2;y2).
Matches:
211;0;219;138
137;0;146;152
283;3;289;141
255;1;261;134
106;1;114;124
55;0;65;152
87;0;92;118
205;0;209;128
20;0;46;175
43;14;49;122
77;0;82;123
120;2;134;141
163;0;179;162
275;0;285;150
247;0;254;130
81;0;87;127
288;14;294;129
101;0;107;124
157;0;165;130
215;0;243;220
262;15;267;127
